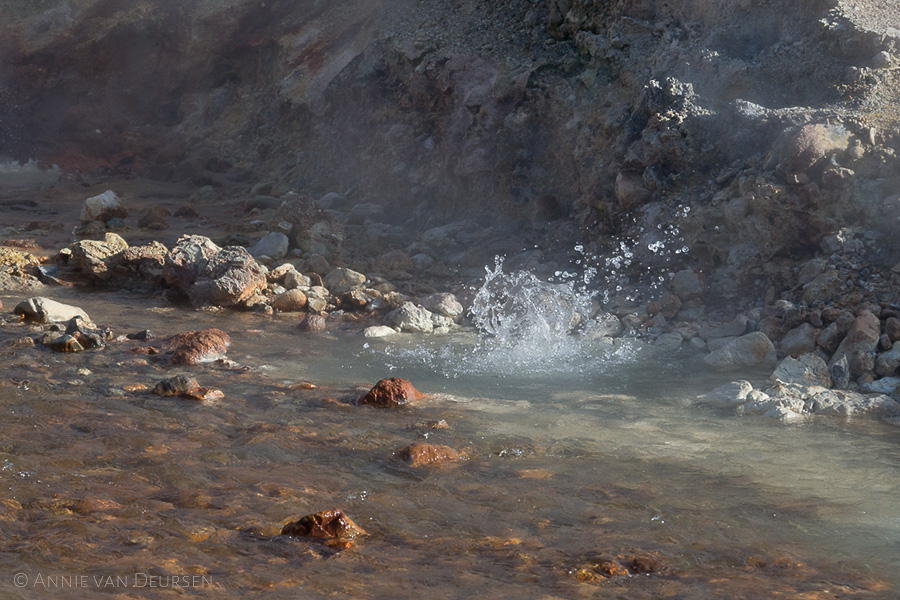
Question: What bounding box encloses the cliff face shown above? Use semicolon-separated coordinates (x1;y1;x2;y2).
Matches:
2;0;899;305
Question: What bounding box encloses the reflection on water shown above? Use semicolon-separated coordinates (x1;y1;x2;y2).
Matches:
0;270;898;599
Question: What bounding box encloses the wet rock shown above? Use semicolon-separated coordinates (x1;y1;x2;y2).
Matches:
829;311;880;368
809;389;898;417
672;269;704;301
395;443;461;467
655;332;683;350
703;332;776;369
778;323;819;357
14;297;92;325
137;205;170;229
163;235;266;307
701;380;752;404
297;314;326;332
419;293;464;319
281;509;366;540
80;190;126;224
659;293;682;319
166;328;231;365
364;326;399;338
359;377;424;408
126;329;153;341
46;334;84;353
181;387;225;401
584;312;624;338
68;232;129;280
771;354;831;387
153;374;200;396
385;302;434;333
249;232;289;260
323;267;366;295
63;316;109;349
272;289;307;312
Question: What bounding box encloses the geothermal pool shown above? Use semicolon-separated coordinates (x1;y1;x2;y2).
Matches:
0;283;898;599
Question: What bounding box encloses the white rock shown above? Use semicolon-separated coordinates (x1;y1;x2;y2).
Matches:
701;380;752;404
14;297;93;325
770;354;831;387
80;190;126;224
763;405;805;422
861;377;900;395
385;302;433;333
363;326;399;338
703;332;777;369
249;232;289;260
419;293;464;319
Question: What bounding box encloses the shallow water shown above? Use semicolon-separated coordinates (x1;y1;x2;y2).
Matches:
0;284;898;599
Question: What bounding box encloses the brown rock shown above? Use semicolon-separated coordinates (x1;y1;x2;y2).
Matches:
46;334;84;353
297;314;326;332
137;204;171;229
359;377;425;408
167;328;231;365
281;509;367;540
181;387;225;401
395;443;461;467
163;235;266;307
153;374;200;396
272;289;307;312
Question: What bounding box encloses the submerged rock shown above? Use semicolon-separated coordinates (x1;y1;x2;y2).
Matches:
153;374;200;396
359;377;425;408
395;443;461;467
297;314;326;332
166;328;231;365
14;297;92;325
281;509;366;540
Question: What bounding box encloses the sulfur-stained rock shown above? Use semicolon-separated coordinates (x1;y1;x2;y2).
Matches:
281;509;366;540
163;235;266;307
166;328;231;365
395;443;461;467
359;377;425;408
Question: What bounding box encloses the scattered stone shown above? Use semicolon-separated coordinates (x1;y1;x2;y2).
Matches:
297;314;326;332
830;355;850;389
249;232;289;260
80;190;126;224
778;323;819;357
672;269;704;301
272;289;307;312
364;326;398;338
46;334;84;353
153;374;201;396
126;330;153;341
702;332;776;369
181;387;225;401
385;302;434;333
829;311;880;367
166;328;231;365
14;297;92;325
419;293;464;319
281;509;366;540
771;354;831;387
323;267;366;295
359;377;425;408
137;205;170;229
395;443;461;467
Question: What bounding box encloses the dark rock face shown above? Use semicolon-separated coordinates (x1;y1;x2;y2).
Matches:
359;378;425;408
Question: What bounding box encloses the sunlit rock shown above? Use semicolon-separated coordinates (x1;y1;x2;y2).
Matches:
771;354;831;387
80;190;126;224
395;443;461;467
385;302;434;333
281;509;366;540
359;377;424;408
166;328;231;365
14;297;92;325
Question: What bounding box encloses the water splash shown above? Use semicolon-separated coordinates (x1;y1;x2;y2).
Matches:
378;257;637;378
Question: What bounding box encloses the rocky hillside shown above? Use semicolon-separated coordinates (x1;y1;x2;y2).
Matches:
2;0;900;308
